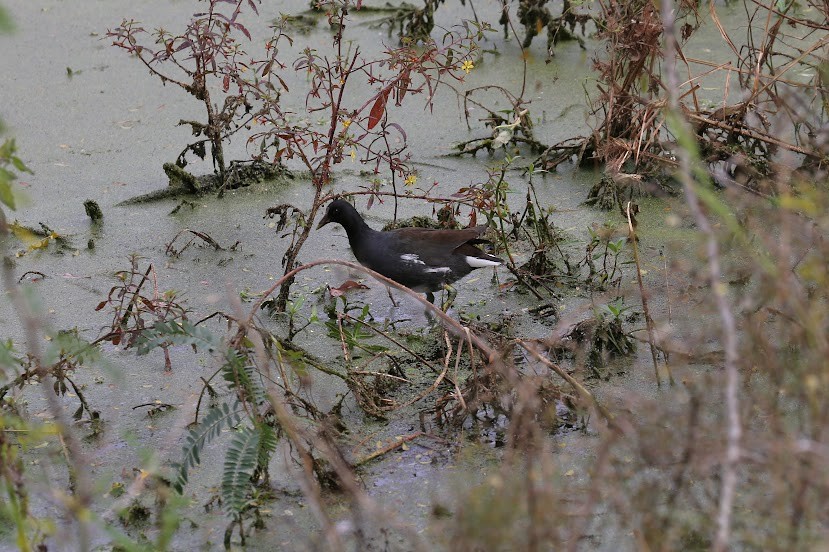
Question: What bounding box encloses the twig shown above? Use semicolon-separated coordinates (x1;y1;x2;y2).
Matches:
355;432;425;466
517;340;614;426
244;259;502;364
450;332;467;412
342;312;455;383
391;334;452;411
662;5;741;551
686;111;816;158
625;201;669;387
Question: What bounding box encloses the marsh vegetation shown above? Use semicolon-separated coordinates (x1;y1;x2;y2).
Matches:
2;0;829;550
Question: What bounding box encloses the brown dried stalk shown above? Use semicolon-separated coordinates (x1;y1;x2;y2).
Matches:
662;4;741;551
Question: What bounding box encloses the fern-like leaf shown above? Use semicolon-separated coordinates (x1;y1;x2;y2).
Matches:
172;402;239;493
222;354;266;406
256;424;279;470
221;425;260;516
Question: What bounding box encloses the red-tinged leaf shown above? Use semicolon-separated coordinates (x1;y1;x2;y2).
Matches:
367;89;390;130
469;209;477;226
235;22;252;41
261;60;273;77
248;0;259;15
330;280;369;297
275;74;289;92
312;139;319;153
367;195;374;209
395;70;410;105
386;122;407;143
175;40;192;53
223;74;230;93
95;300;108;311
111;333;122;346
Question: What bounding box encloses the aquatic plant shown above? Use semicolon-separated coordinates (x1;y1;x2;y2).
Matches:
107;0;262;187
95;255;190;371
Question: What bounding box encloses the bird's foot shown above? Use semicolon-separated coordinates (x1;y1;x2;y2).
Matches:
440;284;457;312
386;286;399;307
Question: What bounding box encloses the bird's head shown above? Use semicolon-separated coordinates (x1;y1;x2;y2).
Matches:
316;199;356;230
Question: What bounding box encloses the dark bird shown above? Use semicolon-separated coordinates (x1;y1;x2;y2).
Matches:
317;199;502;305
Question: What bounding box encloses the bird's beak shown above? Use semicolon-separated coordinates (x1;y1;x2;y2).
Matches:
316;213;331;230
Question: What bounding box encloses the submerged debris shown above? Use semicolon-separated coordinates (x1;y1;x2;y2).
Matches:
83;199;103;222
117;160;290;205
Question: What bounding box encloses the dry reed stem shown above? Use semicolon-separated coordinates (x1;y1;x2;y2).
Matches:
230;286;345;550
389;335;451;411
662;4;742;550
625;201;670;386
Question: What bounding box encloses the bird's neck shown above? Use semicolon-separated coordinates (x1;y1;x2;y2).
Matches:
344;218;376;256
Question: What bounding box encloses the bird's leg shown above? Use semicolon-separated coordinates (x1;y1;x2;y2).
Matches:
424;291;436;323
386;286;399;307
440;284;457;311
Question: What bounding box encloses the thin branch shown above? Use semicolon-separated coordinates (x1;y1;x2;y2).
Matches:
663;4;741;551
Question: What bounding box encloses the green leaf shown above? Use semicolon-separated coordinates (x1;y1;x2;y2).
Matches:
11;155;32;174
221;426;260;516
43;330;100;366
0;5;13;33
0;137;15;158
0;172;16;210
256;424;278;470
173;402;240;493
222;356;266;405
0;339;21;369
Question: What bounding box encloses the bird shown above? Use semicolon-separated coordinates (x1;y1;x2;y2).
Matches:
316;199;503;307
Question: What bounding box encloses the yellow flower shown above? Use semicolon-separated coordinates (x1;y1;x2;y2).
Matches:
461;60;474;74
404;174;417;187
349;149;356;162
343;118;352;129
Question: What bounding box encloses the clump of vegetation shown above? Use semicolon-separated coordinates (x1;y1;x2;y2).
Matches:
95;255;190;371
107;0;263;189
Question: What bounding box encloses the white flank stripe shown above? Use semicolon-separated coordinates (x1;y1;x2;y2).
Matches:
465;256;501;268
400;253;425;265
425;267;451;273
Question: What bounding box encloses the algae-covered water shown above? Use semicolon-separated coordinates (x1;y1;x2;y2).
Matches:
0;1;749;550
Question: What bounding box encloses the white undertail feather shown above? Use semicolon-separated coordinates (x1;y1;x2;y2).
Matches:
425;267;451;273
465;256;501;268
400;253;425;265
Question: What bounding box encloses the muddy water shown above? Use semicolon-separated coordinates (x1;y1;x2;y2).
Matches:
0;1;746;550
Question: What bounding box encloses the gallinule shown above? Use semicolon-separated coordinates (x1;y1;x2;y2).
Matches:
317;199;502;305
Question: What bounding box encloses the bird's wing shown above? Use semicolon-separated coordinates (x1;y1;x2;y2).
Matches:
389;225;487;252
